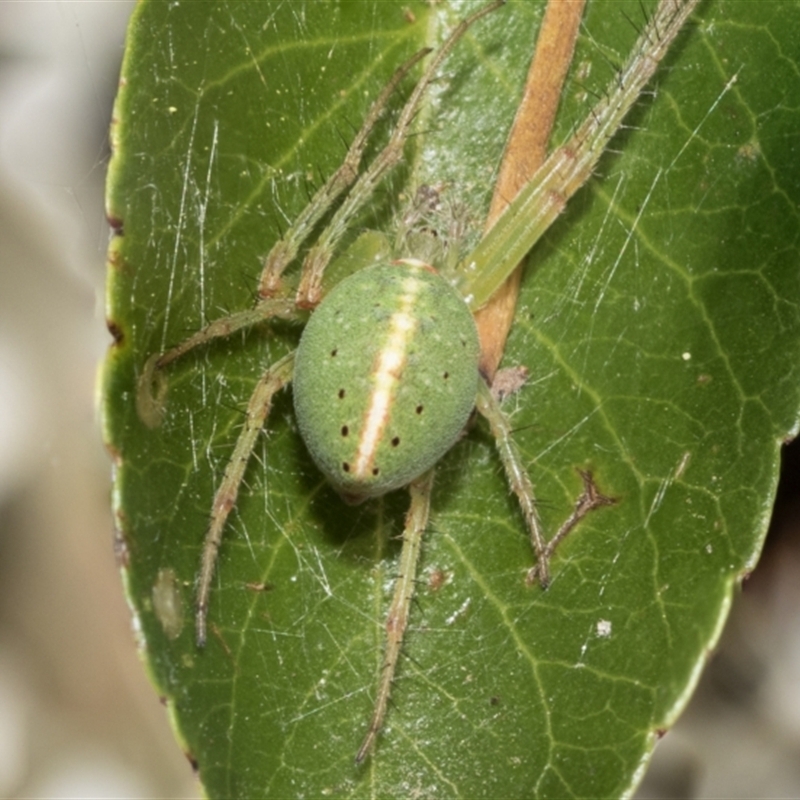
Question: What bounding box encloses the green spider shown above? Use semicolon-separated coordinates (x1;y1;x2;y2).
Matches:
137;0;698;762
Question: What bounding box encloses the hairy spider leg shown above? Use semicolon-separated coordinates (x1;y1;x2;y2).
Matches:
153;299;298;372
457;0;700;310
143;0;504;412
138;50;435;420
136;298;300;429
475;379;551;584
147;298;297;383
356;468;435;765
355;389;615;762
196;351;295;647
257;47;432;299
139;39;453;416
477;380;616;586
293;0;506;308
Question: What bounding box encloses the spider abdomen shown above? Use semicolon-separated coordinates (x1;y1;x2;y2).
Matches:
293;260;480;502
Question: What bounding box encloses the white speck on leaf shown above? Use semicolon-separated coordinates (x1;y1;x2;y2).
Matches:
445;597;471;626
596;619;612;637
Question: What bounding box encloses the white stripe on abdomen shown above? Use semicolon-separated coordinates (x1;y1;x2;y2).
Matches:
353;275;422;479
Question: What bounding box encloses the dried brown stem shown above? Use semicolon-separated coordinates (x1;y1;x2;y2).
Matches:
475;0;587;377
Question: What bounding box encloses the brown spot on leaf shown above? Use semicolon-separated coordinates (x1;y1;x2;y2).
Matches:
106;319;124;345
106;213;124;236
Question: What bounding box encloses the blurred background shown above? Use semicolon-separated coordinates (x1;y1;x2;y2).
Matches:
0;2;196;797
0;2;797;797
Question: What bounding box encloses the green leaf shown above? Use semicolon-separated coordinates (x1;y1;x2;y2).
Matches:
102;1;800;797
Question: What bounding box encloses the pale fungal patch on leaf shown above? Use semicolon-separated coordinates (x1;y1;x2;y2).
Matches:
736;140;760;163
152;568;185;640
136;353;168;429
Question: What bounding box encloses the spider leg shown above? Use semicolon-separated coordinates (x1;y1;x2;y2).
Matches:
476;379;615;586
356;468;435;764
296;0;506;308
257;47;432;299
137;298;300;428
155;299;298;371
196;351;295;647
457;0;701;311
475;378;551;585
